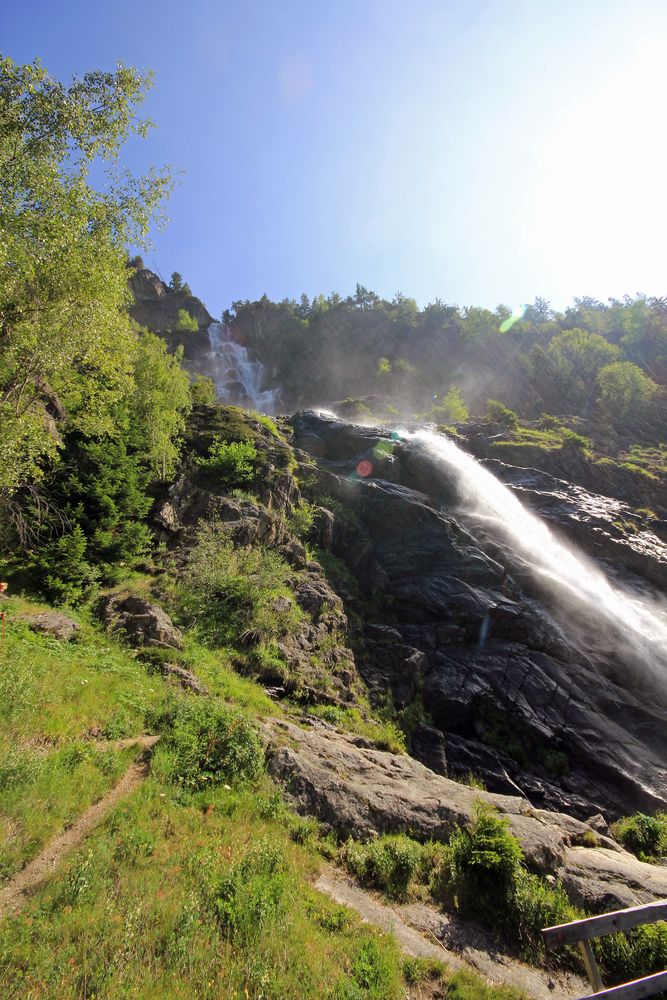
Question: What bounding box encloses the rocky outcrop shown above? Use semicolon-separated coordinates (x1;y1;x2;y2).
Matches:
129;267;214;334
99;594;184;650
290;411;667;821
19;612;80;641
265;720;667;911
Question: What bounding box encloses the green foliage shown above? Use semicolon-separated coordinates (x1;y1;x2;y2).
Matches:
435;802;575;955
169;271;183;292
151;697;264;789
342;834;442;900
190;373;217;404
559;428;591;452
127;328;192;479
432;386;469;422
175;307;199;333
205;839;290;946
487;399;520;430
31;524;96;605
0;55;171;494
196;435;258;485
596;361;659;428
286;498;317;538
181;522;304;649
612;811;667;861
337;397;373;419
23;431;153;600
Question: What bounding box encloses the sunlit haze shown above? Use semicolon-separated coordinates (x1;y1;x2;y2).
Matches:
6;0;667;314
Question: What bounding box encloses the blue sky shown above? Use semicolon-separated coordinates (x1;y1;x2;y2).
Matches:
5;0;667;316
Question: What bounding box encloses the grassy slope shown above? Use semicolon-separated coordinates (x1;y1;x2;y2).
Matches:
0;597;527;1000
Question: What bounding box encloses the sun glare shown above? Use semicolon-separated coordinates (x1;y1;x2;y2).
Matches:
531;37;667;297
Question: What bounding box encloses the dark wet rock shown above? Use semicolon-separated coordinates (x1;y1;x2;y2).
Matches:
99;594;184;650
307;505;335;550
409;724;448;776
362;625;425;708
291;410;667;820
20;612;80;642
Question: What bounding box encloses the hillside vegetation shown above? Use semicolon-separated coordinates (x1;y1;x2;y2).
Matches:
1;55;666;1000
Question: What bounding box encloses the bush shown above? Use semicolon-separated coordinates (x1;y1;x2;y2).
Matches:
560;428;590;451
431;386;469;423
196;436;257;485
342;834;441;900
612;812;667;861
486;400;519;430
180;522;304;648
174;308;199;333
190;374;216;404
151;698;264;789
436;802;576;953
207;839;290;946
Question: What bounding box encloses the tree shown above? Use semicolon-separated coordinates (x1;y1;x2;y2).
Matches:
596;361;658;429
175;308;199;333
169;271;183;293
546;329;620;410
126;329;192;479
0;56;171;494
433;386;469;422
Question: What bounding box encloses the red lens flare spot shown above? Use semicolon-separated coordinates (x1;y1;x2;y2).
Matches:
356;460;373;477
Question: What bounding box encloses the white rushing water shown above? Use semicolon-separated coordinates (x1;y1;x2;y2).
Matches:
410;428;667;675
207;322;279;413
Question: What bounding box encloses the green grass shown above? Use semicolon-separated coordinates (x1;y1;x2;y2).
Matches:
0;599;163;744
0;597;170;879
0;592;529;1000
0;774;522;1000
307;704;406;753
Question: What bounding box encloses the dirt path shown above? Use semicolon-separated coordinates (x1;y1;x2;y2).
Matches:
0;735;159;919
315;866;590;1000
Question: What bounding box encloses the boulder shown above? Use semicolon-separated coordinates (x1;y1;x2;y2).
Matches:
20;612;80;642
264;719;665;910
99;594;184;650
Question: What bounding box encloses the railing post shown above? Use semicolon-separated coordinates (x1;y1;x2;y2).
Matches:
578;940;605;993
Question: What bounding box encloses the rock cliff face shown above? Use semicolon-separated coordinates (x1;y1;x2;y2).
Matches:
289;411;667;822
128;267;214;368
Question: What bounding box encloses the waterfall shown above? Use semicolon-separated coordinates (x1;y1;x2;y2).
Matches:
206;322;280;413
410;428;667;680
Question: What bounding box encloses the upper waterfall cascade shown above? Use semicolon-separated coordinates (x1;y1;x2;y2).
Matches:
410;428;667;682
207;322;279;413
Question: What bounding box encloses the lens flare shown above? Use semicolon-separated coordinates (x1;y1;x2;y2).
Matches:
356;459;373;477
499;305;527;333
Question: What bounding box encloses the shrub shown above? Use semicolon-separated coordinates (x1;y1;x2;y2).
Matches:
286;499;316;538
181;522;304;647
486;400;519;430
190;374;216;404
560;428;590;451
432;386;469;423
174;308;199;332
597;923;667;987
612;812;667;861
196;436;257;485
342;834;440;900
437;802;577;953
443;803;524;927
207;839;290;946
151;697;264;789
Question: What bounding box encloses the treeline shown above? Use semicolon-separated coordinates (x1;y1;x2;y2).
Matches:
225;288;667;436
